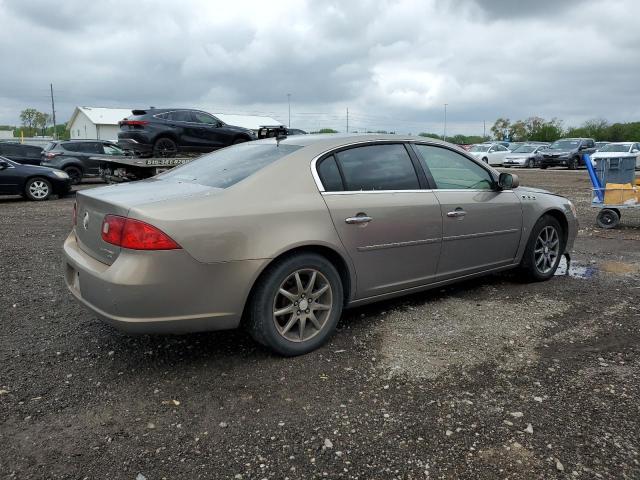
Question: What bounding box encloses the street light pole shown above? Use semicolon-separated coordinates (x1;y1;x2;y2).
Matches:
287;93;291;128
443;103;448;142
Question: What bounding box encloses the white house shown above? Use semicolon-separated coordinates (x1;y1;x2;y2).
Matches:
214;113;283;131
67;107;132;142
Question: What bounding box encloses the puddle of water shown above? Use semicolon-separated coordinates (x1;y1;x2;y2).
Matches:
555;257;639;279
599;261;639;275
555;257;598;279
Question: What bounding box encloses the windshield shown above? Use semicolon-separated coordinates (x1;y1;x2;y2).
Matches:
512;145;537;153
599;143;632;152
469;145;490;152
550;140;579;150
159;143;303;188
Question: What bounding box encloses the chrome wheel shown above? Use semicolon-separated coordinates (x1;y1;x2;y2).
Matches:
273;269;333;342
28;180;50;199
534;226;560;274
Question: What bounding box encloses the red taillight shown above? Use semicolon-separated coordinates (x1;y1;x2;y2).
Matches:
44;152;60;159
72;202;77;226
119;120;148;127
101;215;180;250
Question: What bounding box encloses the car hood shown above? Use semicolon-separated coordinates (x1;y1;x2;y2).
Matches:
79;178;224;209
15;163;59;174
222;124;255;135
517;185;567;199
544;149;575;155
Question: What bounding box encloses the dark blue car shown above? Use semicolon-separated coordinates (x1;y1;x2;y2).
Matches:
0;157;71;201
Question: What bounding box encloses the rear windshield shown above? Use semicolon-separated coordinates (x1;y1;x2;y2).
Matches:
43;142;57;151
159;143;302;188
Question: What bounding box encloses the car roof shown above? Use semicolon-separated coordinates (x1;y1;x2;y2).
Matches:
61;139;114;143
255;133;457;150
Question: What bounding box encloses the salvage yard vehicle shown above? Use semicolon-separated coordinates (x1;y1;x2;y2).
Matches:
0;142;43;166
503;144;549;168
117;108;257;157
468;142;510;165
40;140;127;185
540;138;596;169
64;135;578;356
0;157;70;200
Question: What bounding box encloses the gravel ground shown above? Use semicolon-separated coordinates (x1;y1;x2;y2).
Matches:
1;170;639;479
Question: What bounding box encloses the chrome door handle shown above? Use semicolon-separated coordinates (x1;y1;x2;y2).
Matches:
345;215;373;224
446;210;467;218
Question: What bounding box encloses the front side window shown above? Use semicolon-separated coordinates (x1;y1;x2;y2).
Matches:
192;112;218;125
160;143;302;189
413;144;494;190
334;144;419;191
168;110;193;122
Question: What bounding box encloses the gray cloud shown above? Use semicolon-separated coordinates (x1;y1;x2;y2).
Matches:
0;0;638;135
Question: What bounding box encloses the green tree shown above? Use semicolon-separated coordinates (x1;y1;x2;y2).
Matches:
19;108;40;136
490;118;510;140
509;120;528;142
34;112;51;136
418;132;442;139
313;128;338;134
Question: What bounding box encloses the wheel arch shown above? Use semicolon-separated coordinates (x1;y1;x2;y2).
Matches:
540;208;569;248
240;244;354;324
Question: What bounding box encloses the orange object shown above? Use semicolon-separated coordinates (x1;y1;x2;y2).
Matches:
604;183;637;205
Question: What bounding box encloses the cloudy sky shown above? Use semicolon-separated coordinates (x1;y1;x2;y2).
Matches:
0;0;638;135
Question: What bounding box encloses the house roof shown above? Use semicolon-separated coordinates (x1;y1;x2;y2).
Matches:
214;113;283;130
69;107;133;126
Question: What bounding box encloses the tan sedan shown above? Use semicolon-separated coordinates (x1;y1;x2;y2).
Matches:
64;135;578;356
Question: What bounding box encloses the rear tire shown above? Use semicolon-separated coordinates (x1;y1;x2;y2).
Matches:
153;137;178;157
246;253;343;356
64;166;82;185
596;209;620;229
24;177;52;201
519;215;564;281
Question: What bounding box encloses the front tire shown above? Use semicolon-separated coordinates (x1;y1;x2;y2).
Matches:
246;253;344;356
567;156;579;170
526;158;534;168
482;157;489;164
24;177;52;201
519;215;564;281
64;166;82;185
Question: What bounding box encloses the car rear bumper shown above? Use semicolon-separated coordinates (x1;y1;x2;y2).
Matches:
63;231;267;334
117;137;153;153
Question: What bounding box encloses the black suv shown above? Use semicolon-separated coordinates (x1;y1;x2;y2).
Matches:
117;108;256;157
0;142;43;166
40;140;126;184
540;138;596;169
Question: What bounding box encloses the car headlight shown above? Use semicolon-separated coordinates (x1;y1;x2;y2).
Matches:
568;200;577;218
53;170;69;179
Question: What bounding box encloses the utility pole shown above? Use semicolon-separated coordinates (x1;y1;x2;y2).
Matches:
346;108;349;133
50;83;57;140
483;120;486;139
443;103;448;142
287;93;291;128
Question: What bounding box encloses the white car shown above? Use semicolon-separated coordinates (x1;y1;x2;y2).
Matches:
468;143;510;166
503;144;549;168
590;142;640;169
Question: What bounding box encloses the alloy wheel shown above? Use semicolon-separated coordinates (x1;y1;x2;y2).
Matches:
534;226;560;274
29;180;50;199
272;269;333;342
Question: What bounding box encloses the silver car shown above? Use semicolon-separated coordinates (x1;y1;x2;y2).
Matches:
64;135;578;356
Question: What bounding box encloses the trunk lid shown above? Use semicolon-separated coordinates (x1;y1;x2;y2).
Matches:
75;179;217;265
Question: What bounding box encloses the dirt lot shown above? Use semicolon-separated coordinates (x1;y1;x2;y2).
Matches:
1;169;639;479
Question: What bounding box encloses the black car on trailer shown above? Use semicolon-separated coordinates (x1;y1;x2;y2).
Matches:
117;108;256;157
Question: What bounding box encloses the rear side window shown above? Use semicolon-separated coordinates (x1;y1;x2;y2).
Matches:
159;143;302;189
317;156;343;191
335;144;419;191
62;142;81;152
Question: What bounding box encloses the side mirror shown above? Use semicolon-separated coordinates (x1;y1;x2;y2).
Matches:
632;149;639;153
498;172;519;190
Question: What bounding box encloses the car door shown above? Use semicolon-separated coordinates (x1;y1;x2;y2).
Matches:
412;144;523;280
81;142;105;175
190;111;227;150
167;110;197;148
487;146;501;166
317;143;443;299
0;158;22;194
